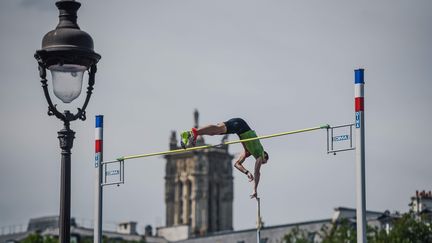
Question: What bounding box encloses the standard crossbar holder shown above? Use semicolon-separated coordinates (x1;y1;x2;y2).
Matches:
101;159;124;186
326;124;355;154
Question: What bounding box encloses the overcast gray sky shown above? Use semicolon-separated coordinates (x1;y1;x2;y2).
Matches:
1;0;431;234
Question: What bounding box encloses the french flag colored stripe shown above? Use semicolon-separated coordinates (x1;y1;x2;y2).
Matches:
96;115;103;128
355;97;364;112
355;85;364;98
95;115;103;154
95;140;103;153
95;128;103;140
355;69;364;84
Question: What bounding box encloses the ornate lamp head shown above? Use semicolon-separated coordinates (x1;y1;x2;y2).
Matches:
35;0;101;123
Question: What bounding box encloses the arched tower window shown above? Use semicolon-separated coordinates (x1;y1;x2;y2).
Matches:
177;181;183;224
186;179;192;224
216;183;220;231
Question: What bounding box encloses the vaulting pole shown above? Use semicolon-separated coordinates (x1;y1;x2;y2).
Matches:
256;197;261;243
354;69;367;243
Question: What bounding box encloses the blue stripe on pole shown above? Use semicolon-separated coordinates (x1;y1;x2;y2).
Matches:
355;69;364;84
96;115;103;128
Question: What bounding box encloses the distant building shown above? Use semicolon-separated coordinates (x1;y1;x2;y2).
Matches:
161;110;234;240
0;217;147;243
1;206;413;243
155;207;404;243
409;190;432;220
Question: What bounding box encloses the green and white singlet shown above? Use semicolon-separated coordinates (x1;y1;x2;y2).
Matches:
239;130;264;159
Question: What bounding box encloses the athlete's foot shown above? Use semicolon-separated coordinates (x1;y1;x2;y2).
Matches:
180;131;196;149
180;131;190;149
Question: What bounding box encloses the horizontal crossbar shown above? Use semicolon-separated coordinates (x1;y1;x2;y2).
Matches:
103;124;329;163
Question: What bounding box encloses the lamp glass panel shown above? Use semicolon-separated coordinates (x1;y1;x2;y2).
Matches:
49;64;87;103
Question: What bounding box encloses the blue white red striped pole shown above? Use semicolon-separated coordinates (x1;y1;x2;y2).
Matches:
95;116;103;167
354;69;367;243
94;115;103;243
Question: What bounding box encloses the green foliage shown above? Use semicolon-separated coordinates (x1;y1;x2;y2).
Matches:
371;213;432;243
21;233;146;243
320;219;357;243
22;233;58;243
283;227;311;243
283;213;432;243
80;237;94;243
22;233;43;243
99;235;146;243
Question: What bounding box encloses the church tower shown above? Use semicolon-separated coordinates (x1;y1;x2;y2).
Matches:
164;110;234;236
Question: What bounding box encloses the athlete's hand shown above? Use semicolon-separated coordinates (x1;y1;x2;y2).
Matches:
246;171;254;182
250;191;257;199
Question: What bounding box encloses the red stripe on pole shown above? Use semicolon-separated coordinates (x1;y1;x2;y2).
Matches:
355;97;364;111
95;140;102;153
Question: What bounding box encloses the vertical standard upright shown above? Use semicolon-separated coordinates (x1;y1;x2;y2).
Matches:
355;69;367;243
94;115;104;243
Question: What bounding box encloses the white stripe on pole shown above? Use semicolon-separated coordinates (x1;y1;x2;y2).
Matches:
355;84;364;97
95;128;103;140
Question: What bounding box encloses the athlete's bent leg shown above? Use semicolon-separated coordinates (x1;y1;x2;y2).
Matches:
196;123;227;136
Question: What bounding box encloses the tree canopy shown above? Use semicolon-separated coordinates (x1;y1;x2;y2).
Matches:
284;213;432;243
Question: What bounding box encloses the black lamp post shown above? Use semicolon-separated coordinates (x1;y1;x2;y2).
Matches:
34;1;100;242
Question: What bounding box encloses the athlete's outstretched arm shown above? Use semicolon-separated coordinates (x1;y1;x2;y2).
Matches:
234;149;253;181
250;157;263;199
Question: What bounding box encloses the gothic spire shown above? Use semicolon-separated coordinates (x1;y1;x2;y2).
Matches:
169;130;178;149
194;109;199;128
194;109;205;145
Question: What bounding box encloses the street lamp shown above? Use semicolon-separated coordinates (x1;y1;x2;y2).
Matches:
34;1;100;242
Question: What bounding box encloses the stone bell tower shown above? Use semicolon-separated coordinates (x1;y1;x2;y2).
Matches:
164;110;234;236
